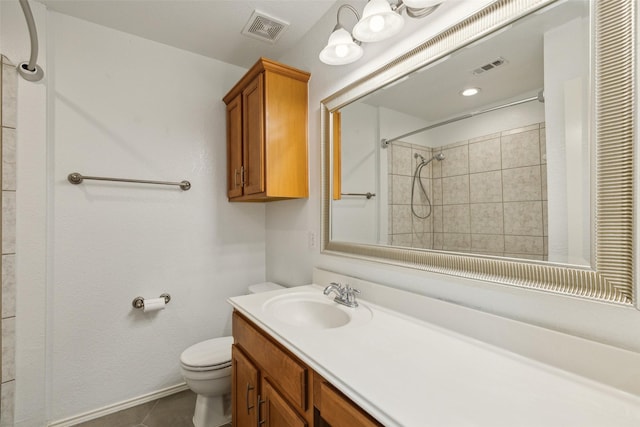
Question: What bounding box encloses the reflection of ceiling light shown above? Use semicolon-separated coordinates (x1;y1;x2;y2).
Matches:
319;1;447;66
461;87;481;96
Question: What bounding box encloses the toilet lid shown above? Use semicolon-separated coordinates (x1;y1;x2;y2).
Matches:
180;336;233;369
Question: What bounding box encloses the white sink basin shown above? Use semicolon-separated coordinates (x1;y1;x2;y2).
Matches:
262;292;372;330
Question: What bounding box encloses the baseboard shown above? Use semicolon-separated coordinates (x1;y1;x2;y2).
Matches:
48;382;189;427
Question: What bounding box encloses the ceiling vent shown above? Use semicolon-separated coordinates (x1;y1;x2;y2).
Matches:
472;57;507;75
242;11;289;44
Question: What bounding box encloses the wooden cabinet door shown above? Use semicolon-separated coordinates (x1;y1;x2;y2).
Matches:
226;94;243;199
332;110;342;201
318;381;382;427
260;379;307;427
232;345;259;427
242;74;265;196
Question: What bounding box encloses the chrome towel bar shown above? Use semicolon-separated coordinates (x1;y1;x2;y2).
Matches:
68;172;191;191
341;192;376;199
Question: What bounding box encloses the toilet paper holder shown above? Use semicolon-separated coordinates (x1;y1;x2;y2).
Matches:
132;293;171;309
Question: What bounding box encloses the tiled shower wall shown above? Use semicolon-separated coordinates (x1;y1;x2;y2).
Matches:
388;123;548;260
1;55;17;427
388;142;435;248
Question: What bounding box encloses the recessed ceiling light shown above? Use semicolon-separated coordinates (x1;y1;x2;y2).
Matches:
461;87;481;97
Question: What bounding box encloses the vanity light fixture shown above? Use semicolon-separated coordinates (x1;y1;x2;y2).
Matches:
461;87;481;97
319;4;364;65
319;0;446;65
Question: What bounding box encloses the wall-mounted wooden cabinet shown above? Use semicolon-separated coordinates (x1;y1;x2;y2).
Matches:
223;58;310;202
232;311;383;427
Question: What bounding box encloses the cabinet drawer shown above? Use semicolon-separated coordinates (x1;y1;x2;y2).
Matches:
233;311;308;411
318;381;382;427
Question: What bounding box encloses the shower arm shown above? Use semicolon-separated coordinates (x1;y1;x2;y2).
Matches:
381;93;542;148
17;0;44;82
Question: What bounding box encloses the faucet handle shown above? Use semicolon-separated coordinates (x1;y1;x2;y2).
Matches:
344;284;359;293
343;285;360;306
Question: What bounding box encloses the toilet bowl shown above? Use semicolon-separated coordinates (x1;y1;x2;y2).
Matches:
180;282;284;427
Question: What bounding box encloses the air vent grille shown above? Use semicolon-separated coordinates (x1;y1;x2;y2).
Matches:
472;57;507;75
242;11;288;44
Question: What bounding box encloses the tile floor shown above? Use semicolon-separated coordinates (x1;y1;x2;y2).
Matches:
73;390;232;427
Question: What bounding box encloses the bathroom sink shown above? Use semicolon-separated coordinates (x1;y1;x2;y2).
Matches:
262;292;372;330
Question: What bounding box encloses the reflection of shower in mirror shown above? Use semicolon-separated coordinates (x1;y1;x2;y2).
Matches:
412;152;445;219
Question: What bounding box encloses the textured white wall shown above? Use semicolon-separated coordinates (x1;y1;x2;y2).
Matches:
272;0;640;357
47;12;266;421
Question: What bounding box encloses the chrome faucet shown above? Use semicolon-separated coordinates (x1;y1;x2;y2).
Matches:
323;282;360;308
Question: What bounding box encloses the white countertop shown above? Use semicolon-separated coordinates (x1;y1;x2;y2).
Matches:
228;285;640;427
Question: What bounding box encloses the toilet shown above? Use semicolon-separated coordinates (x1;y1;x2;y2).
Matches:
180;282;284;427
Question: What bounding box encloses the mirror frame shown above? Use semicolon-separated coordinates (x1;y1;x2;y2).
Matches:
321;0;635;305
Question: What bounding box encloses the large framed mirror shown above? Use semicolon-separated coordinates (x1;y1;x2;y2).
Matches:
321;0;635;304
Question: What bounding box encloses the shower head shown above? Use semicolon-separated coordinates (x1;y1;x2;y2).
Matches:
414;153;427;162
434;153;445;161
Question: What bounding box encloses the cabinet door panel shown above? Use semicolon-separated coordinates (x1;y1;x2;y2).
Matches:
226;95;243;198
319;381;382;427
232;345;259;427
233;312;308;411
242;74;265;196
261;379;307;427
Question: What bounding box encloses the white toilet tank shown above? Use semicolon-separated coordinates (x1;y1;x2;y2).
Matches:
248;282;284;294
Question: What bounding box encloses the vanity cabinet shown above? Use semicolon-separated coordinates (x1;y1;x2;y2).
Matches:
232;311;382;427
232;311;311;427
223;57;310;202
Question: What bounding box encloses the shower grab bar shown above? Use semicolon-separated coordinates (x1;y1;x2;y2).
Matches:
67;172;191;191
341;192;376;199
381;92;544;148
18;0;44;82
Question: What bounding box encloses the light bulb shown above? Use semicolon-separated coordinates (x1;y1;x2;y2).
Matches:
369;15;385;32
319;27;364;65
335;44;349;58
353;0;404;43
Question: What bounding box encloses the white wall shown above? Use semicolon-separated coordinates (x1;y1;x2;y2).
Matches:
332;102;379;244
48;13;265;420
418;96;545;147
271;0;640;362
2;4;268;424
378;106;430;147
47;12;266;421
544;16;591;265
